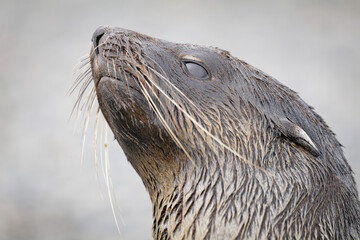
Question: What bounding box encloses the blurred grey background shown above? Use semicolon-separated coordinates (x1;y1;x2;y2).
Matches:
0;0;359;239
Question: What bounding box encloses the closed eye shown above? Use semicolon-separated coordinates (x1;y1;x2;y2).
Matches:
182;61;210;80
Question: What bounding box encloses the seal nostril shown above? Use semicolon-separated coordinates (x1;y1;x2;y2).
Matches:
92;27;106;54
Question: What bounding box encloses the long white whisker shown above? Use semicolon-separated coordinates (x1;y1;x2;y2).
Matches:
71;78;93;120
69;65;92;95
140;69;271;175
104;125;123;237
72;49;124;236
135;75;196;167
80;91;97;168
73;55;90;71
94;107;102;185
144;60;199;111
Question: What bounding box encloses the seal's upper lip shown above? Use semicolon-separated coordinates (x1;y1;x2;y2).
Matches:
90;46;104;88
90;54;121;89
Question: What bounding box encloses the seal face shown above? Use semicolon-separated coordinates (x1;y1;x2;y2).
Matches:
87;26;360;239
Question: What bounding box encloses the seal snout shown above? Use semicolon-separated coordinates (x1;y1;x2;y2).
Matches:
92;26;106;54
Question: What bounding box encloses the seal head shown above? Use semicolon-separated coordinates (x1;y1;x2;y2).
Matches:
89;26;360;239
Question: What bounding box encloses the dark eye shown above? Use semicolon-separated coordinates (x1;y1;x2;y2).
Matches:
183;61;210;80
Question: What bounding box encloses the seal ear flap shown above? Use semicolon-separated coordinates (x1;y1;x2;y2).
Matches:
274;117;320;157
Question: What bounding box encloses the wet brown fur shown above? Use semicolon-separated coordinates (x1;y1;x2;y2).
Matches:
77;27;360;239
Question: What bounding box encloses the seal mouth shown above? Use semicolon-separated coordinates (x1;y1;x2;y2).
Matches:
90;52;119;89
90;46;146;92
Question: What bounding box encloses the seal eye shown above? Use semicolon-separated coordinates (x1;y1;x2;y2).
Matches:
183;61;210;80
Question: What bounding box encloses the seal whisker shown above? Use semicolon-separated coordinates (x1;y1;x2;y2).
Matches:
70;67;92;95
110;50;135;105
90;34;112;58
123;51;137;104
71;49;126;235
99;115;107;180
144;59;200;111
103;125;123;237
71;55;90;90
72;75;93;118
137;68;271;175
94;107;102;184
72;60;106;170
73;55;90;69
122;63;134;103
105;52;112;80
72;62;91;86
70;65;93;116
79;92;97;167
135;72;196;166
127;58;270;174
82;86;96;113
111;58;118;87
73;86;96;135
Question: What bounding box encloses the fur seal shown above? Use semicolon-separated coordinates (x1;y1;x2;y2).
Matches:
84;26;360;239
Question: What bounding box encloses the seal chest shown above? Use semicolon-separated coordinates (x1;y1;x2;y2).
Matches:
85;26;360;239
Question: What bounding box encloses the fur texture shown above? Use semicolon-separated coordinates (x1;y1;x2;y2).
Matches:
88;27;360;239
